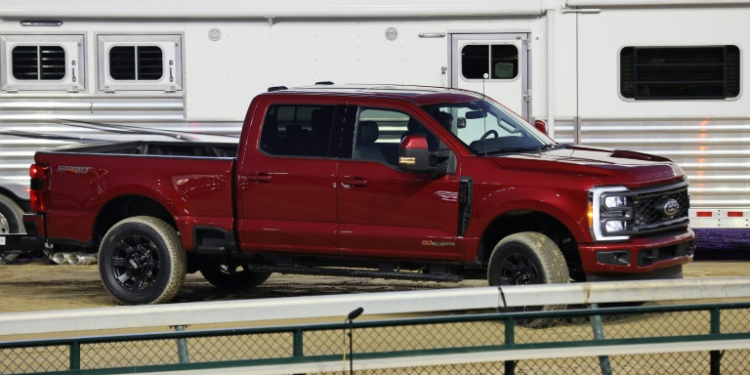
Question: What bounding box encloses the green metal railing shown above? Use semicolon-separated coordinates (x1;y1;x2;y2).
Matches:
1;302;750;375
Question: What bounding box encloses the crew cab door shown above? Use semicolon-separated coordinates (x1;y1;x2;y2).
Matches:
236;99;341;255
450;33;530;119
336;102;460;260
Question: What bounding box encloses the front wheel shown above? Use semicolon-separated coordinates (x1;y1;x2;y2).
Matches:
99;216;186;305
488;232;570;320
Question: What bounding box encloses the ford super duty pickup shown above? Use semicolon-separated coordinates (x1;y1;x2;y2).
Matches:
4;85;695;305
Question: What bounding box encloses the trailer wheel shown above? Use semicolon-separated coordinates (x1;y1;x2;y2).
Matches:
200;260;271;290
99;216;186;305
488;232;569;325
0;194;25;234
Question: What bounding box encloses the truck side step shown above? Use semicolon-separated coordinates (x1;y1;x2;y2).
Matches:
245;264;463;282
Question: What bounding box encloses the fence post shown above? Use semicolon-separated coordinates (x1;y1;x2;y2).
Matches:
293;329;305;375
710;307;722;375
172;325;190;364
69;341;80;370
588;303;612;375
504;317;516;375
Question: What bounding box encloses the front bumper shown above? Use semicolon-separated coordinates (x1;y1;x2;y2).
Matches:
578;228;695;278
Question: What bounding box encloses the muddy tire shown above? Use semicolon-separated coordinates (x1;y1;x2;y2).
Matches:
200;260;271;290
0;194;25;235
488;232;570;326
99;216;186;305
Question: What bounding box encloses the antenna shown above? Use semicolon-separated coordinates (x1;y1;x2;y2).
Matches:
483;73;488;157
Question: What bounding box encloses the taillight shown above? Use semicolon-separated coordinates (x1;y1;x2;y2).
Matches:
29;164;49;213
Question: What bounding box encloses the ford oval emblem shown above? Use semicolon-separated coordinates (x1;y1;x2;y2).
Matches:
663;199;680;217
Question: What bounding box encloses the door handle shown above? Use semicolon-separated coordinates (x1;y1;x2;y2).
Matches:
247;173;273;182
343;177;369;187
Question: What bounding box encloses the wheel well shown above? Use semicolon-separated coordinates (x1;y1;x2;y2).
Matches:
93;196;177;246
478;210;584;281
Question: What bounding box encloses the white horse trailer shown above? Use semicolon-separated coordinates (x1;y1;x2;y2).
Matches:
0;0;748;251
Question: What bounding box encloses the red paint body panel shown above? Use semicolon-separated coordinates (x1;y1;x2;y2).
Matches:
337;159;459;260
34;152;234;251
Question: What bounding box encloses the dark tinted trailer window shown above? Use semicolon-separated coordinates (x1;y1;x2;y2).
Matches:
12;45;66;80
461;44;519;80
621;46;740;99
110;46;163;80
259;104;336;157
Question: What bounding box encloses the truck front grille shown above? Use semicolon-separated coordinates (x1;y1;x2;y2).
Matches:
631;181;690;234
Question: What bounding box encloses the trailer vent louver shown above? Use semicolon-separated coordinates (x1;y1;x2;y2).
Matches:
12;45;65;81
110;46;163;81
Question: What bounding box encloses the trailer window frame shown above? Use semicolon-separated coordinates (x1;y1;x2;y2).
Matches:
0;34;85;92
97;34;183;92
620;45;741;100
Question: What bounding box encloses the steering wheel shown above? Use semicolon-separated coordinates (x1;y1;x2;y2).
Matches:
479;129;499;141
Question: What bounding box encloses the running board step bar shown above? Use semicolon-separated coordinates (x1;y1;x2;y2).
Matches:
245;264;463;282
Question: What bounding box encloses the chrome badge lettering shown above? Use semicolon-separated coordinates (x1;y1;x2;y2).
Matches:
58;166;92;174
421;240;456;247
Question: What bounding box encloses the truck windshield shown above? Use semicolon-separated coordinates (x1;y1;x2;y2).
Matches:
421;99;555;155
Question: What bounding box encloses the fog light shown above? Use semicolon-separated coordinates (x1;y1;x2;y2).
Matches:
604;196;627;208
605;221;625;232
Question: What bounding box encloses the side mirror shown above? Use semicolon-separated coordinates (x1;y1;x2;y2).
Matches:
399;135;431;172
534;120;548;134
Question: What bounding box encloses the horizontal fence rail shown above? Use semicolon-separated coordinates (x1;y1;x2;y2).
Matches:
1;302;750;375
2;277;750;336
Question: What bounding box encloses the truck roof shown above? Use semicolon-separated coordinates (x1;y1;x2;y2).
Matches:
261;84;484;106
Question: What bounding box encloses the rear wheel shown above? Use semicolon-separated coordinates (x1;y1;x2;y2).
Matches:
99;216;186;305
488;232;569;325
0;194;24;234
200;260;271;290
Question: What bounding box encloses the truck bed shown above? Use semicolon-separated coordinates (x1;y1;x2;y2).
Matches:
53;141;238;158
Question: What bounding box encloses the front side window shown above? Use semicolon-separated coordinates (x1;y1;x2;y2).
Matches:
462;44;518;80
621;46;740;100
12;45;65;80
422;99;552;155
109;46;163;81
348;107;442;168
259;104;336;158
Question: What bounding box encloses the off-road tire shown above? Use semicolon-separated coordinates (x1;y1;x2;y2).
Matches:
0;194;25;234
99;216;186;305
488;231;570;326
200;260;271;290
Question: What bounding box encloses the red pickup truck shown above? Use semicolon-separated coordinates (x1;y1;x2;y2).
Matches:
13;85;695;305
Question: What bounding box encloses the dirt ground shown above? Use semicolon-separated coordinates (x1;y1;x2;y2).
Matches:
1;261;749;374
0;260;748;313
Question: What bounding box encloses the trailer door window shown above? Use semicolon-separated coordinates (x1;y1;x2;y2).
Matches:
1;34;85;92
461;44;518;80
109;46;164;81
621;46;740;100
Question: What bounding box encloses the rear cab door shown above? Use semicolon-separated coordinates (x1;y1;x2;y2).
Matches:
236;96;344;255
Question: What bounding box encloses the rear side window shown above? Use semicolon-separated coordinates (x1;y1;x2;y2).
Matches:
621;46;740;100
461;44;518;80
259;104;336;158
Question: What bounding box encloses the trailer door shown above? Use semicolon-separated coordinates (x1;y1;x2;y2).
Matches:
450;33;530;119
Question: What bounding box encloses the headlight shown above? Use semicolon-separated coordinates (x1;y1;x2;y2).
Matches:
604;196;627;208
589;186;632;241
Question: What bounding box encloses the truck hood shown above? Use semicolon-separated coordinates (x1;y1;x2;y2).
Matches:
491;145;685;188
